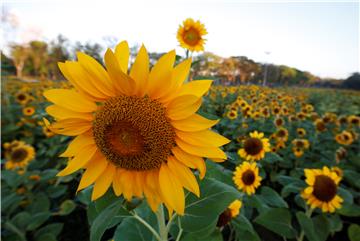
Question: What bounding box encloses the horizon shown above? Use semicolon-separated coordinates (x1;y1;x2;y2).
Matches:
2;0;359;79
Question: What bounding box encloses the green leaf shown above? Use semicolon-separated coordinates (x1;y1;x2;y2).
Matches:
232;215;261;241
11;212;31;229
348;224;360;241
182;229;223;241
28;193;50;214
344;170;360;189
263;152;283;164
246;195;270;214
206;161;234;186
180;178;241;233
338;203;360;217
35;233;57;241
312;214;330;241
113;203;157;241
46;185;67;198
2;193;22;213
26;212;52;231
296;212;319;241
259;187;288;208
281;182;304;198
254;208;296;238
35;223;64;239
1;170;24;188
90;200;123;241
4;221;26;241
58;200;76;216
327;214;343;234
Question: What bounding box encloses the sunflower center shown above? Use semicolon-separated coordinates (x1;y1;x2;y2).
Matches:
17;94;26;101
183;28;201;46
313;175;337;202
93;95;176;171
244;138;263;155
242;170;255;185
295;141;304;148
277;130;287;138
11;148;28;162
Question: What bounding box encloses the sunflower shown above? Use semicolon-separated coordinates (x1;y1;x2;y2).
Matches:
216;199;242;227
233;162;262;195
274;117;284;127
335;130;354;145
348;115;360;127
23;106;35;116
314;119;326;132
177;18;207;52
42;126;55;137
5;143;35;170
15;92;30;105
296;128;306;137
335;147;347;164
44;41;229;215
301;167;343;213
227;110;238;120
274;127;289;142
238;131;270;161
292;139;310;149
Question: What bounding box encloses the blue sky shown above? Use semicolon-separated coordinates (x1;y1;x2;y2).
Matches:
2;0;359;79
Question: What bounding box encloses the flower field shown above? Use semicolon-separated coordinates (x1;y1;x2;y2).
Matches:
1;73;359;241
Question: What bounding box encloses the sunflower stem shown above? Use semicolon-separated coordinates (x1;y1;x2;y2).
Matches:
132;212;162;241
297;208;314;241
175;217;183;241
156;204;168;241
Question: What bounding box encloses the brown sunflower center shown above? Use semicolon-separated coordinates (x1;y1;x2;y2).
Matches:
241;170;255;185
183;28;201;46
277;130;287;138
244;138;263;155
17;94;26;101
11;148;28;162
295;141;304;148
313;175;337;202
93;95;176;171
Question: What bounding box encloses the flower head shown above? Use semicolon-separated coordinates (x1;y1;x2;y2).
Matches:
177;18;207;52
233;162;262;195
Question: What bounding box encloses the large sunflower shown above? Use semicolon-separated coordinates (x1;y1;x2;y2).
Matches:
233;162;262;195
301;167;343;213
4;142;35;170
238;131;270;161
44;41;229;215
177;18;207;52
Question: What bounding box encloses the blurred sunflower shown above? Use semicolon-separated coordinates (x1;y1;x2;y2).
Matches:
274;117;284;127
5;142;35;170
274;127;289;142
227;110;238;120
301;167;343;213
335;130;354;145
217;199;242;227
233;162;261;195
296;128;306;137
238;131;270;161
348;115;360;127
15;92;30;105
177;18;207;52
23;106;35;116
314;119;326;132
44;41;229;215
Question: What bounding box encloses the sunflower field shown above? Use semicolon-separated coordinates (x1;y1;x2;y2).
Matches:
2;18;360;241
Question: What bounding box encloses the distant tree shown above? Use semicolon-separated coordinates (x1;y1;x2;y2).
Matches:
48;35;70;79
1;51;16;76
10;44;29;78
74;41;103;64
342;72;360;90
28;41;48;77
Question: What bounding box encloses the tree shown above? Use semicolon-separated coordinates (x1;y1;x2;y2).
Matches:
10;44;29;78
48;35;70;79
342;72;360;90
28;41;48;77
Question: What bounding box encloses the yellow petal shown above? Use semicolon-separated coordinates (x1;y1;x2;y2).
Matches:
112;168;123;196
177;80;213;98
104;48;135;95
176;137;227;159
159;163;185;215
176;129;230;147
130;45;149;97
77;52;115;97
49;119;92;136
159;58;192;104
172;147;206;179
44;89;97;113
77;151;108;191
167;95;202;120
114;41;130;73
147;50;176;99
171;114;219;132
210;158;225;163
60;61;108;100
57;144;97;176
46;105;93;121
168;156;200;197
91;164;116;200
120;170;134;201
60;130;94;157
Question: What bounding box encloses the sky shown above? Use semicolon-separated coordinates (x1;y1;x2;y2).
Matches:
2;0;359;79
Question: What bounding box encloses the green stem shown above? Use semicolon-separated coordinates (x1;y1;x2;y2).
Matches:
297;208;314;241
175;217;183;241
132;212;162;241
156;204;168;241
